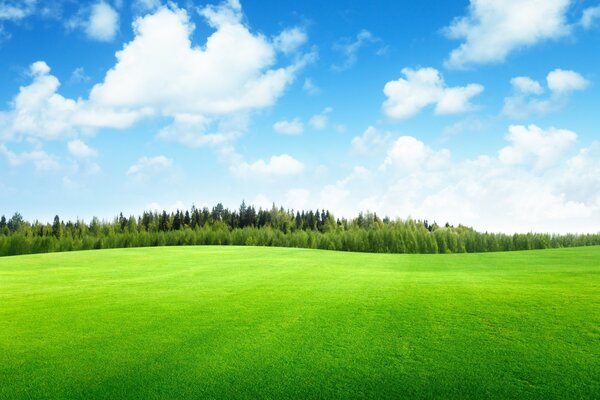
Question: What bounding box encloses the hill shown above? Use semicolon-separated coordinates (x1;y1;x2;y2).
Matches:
1;246;598;399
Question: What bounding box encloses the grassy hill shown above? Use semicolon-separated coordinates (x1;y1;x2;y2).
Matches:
1;246;598;399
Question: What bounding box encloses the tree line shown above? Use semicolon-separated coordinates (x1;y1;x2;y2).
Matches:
1;201;599;257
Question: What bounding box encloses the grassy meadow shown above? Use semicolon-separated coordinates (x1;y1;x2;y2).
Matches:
1;246;599;399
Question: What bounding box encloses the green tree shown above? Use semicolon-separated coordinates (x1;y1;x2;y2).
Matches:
52;215;61;239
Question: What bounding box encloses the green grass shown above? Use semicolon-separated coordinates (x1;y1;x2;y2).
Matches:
1;246;599;399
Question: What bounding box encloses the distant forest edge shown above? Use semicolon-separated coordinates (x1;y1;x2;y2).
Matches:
1;202;599;257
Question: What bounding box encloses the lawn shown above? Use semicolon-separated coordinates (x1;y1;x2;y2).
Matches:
0;246;598;399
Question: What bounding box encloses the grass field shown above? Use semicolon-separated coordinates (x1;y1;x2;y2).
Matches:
1;246;599;399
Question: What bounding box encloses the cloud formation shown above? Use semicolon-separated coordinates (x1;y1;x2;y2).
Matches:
444;0;571;69
67;139;97;159
0;0;314;176
332;29;381;71
581;5;600;29
273;118;304;135
127;155;173;176
321;124;598;233
232;154;304;177
86;1;119;41
503;68;589;119
383;67;483;119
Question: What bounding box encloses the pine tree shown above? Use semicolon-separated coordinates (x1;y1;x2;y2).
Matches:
173;211;182;231
159;211;169;232
52;215;61;239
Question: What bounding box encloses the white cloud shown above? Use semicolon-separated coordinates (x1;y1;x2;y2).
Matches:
0;61;147;142
232;154;304;177
86;1;119;41
351;126;391;153
252;194;273;210
302;78;320;95
127;155;172;176
0;0;67;42
0;143;60;172
546;69;589;94
313;125;599;233
498;124;577;169
381;136;451;172
67;139;97;159
308;107;332;130
273;118;304;135
0;62;78;141
510;76;544;94
273;27;307;54
444;0;571;69
85;1;314;150
0;1;36;21
144;199;186;212
284;188;310;211
332;29;380;71
562;143;600;205
0;0;36;36
157;113;241;147
581;5;600;29
133;0;162;14
0;1;312;152
69;67;90;84
436;85;485;114
318;166;371;215
503;69;589;119
89;3;305;114
382;67;483;119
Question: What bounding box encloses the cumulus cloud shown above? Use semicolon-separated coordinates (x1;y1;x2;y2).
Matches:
546;69;589;93
157;113;242;147
0;143;60;172
562;143;600;205
510;76;544;95
503;68;589;119
89;3;308;115
0;61;145;141
0;0;36;21
319;166;372;215
273;118;304;135
86;1;119;41
302;78;320;95
351;126;391;153
381;136;451;172
273;27;307;54
0;0;312;155
382;67;483;119
232;154;304;177
0;0;36;40
444;0;571;69
67;139;97;158
84;1;314;150
319;124;599;233
581;5;600;29
127;155;172;176
498;124;577;169
308;107;332;130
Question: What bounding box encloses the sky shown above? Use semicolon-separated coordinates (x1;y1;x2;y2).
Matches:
0;0;599;233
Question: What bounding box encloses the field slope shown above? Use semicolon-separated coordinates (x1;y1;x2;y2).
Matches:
1;246;599;399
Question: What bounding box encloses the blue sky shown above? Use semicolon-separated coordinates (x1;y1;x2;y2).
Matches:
0;0;599;233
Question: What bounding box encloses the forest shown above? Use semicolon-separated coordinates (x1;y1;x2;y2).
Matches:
1;201;599;257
